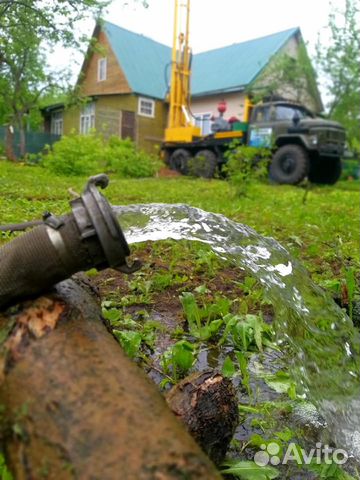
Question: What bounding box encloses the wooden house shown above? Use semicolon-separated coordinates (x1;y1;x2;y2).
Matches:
42;22;322;151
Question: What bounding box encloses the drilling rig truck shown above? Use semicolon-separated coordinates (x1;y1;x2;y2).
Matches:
162;0;345;185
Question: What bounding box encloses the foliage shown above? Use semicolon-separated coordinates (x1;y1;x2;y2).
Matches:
218;313;274;352
221;460;279;479
161;340;197;382
224;144;271;196
41;132;160;177
113;330;142;358
0;1;108;52
306;461;357;479
101;303;162;358
0;7;55;157
316;0;360;153
42;131;104;176
180;291;231;340
0;453;12;480
106;136;161;178
0;0;110;157
252;43;319;108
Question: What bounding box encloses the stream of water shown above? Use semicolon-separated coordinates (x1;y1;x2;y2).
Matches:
114;203;360;460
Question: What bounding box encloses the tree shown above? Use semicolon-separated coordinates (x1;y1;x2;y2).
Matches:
0;0;150;159
316;0;360;154
249;43;322;112
0;1;109;56
0;0;108;158
0;9;57;157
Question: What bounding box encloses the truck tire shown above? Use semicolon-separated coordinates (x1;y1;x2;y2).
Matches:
309;157;342;185
270;145;309;185
169;149;192;175
191;150;217;178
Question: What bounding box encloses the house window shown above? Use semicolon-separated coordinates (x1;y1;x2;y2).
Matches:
51;111;63;135
80;102;95;134
98;57;107;82
138;97;155;118
195;113;212;135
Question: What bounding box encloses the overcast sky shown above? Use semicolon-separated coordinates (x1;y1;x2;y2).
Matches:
104;0;339;55
53;0;346;104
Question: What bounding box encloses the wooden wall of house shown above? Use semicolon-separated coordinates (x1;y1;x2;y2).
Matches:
137;101;168;153
79;31;131;96
60;94;167;154
63;106;82;135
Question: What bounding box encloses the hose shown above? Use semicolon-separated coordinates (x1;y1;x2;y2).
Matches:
0;220;44;232
0;174;140;310
0;215;103;308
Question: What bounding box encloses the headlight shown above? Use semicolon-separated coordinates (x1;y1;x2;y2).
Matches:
309;134;318;146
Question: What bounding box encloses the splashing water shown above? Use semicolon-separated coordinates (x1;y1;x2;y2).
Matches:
114;203;360;458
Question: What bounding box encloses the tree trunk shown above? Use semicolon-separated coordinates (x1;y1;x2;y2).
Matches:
0;278;221;480
18;125;26;158
5;125;16;161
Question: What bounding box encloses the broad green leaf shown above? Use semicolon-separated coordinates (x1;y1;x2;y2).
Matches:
221;460;279;479
102;308;121;323
113;330;142;358
222;356;236;378
172;340;195;371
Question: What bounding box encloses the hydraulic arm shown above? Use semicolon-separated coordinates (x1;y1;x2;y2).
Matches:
165;0;201;142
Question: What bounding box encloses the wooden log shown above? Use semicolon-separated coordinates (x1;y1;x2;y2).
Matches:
166;371;239;465
0;278;222;480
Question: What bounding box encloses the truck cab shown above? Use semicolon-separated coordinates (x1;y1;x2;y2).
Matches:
247;101;346;184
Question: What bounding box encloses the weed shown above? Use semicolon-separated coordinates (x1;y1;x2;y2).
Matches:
161;340;197;383
180;292;231;341
221;459;279;479
219;313;274;352
224;143;271;197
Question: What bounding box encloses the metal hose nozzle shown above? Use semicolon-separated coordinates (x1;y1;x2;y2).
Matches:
0;174;141;309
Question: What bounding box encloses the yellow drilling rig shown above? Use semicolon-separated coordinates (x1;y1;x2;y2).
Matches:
162;0;345;185
162;0;250;178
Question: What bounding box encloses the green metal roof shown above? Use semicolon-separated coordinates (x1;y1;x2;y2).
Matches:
103;21;300;100
104;21;170;99
192;27;300;96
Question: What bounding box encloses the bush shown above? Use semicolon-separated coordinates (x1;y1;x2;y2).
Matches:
224;143;271;196
105;136;160;178
42;131;160;177
42;131;104;176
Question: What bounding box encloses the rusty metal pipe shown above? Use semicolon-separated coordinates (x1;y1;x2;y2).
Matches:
0;279;221;479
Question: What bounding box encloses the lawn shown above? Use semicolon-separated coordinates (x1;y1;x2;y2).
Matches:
1;161;359;285
0;160;359;479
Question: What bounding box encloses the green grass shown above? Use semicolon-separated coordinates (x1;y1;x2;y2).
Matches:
1;160;359;478
1;161;358;284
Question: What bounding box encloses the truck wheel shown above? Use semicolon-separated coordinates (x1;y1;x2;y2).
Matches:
169;149;192;175
191;150;217;178
309;157;342;185
270;145;309;185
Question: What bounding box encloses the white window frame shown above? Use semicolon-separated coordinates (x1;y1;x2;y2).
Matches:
80;102;95;134
138;97;155;118
97;57;107;82
194;112;212;135
50;110;63;135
